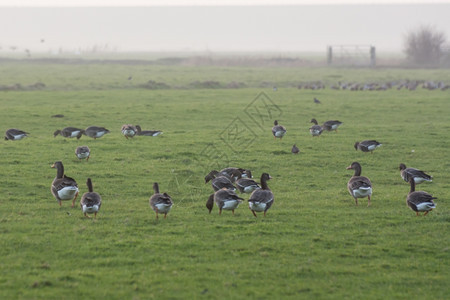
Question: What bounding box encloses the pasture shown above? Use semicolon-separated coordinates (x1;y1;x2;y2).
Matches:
1;58;449;299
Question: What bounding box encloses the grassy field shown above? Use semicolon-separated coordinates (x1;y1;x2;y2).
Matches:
0;59;449;299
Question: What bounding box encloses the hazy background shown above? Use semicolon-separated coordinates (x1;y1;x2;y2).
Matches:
0;4;449;55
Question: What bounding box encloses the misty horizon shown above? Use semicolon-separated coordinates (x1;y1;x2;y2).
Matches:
1;4;449;56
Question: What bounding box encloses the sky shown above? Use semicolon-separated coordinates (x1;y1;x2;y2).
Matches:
0;1;449;54
1;0;450;6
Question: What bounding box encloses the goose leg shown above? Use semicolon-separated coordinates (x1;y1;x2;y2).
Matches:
354;198;358;206
251;209;257;217
367;195;371;207
72;192;79;208
423;211;429;216
84;213;91;218
155;209;159;219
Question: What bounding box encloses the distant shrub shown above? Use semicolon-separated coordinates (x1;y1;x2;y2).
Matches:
403;25;446;66
139;80;171;90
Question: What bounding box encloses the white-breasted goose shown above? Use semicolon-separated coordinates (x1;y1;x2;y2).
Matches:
272;120;286;139
399;163;432;184
205;170;236;192
248;173;274;217
406;177;436;216
354;140;382;153
309;119;323;137
83;126;110;139
212;188;244;215
51;161;79;207
121;124;137;139
236;177;261;194
322;120;342;132
346;162;372;206
149;182;173;219
80;178;102;218
75;146;90;161
53;127;84;139
135;125;163;137
4;128;29;140
219;167;251;182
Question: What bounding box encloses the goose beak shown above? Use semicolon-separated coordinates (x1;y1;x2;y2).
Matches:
346;166;352;170
51;163;56;168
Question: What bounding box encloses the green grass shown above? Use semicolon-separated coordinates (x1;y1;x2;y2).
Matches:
0;61;449;299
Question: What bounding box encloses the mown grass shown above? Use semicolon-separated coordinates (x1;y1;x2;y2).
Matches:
0;61;449;299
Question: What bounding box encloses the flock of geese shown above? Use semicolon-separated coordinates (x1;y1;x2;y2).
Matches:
4;116;437;219
270;119;436;216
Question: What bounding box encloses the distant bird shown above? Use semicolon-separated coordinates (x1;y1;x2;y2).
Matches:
127;75;133;80
51;114;64;118
4;128;29;140
399;163;432;184
309;119;323;137
75;146;90;161
149;182;173;219
80;178;102;218
314;97;321;104
322;120;342;132
273;86;277;91
248;173;274;217
291;144;300;154
354;140;382;153
406;177;436;216
40;39;45;43
210;188;244;215
204;170;236;192
272;120;286;139
53;127;84;139
83;126;110;139
346;162;372;206
121;124;137;139
51;161;79;207
135;125;163;137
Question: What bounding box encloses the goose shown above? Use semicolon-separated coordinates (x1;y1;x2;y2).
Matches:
219;167;252;182
149;182;173;219
309;119;323;137
51;161;79;207
291;144;300;154
135;125;163;137
53;127;84;139
406;177;436;216
399;163;432;184
4;128;29;140
322;120;342;132
346;162;372;206
314;97;321;104
354;140;382;153
236;177;260;194
212;188;244;215
204;170;236;192
121;124;137;139
83;126;110;139
75;146;90;161
80;178;102;218
272;120;286;139
248;173;274;217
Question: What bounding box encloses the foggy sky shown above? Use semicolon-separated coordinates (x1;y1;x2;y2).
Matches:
1;4;449;54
